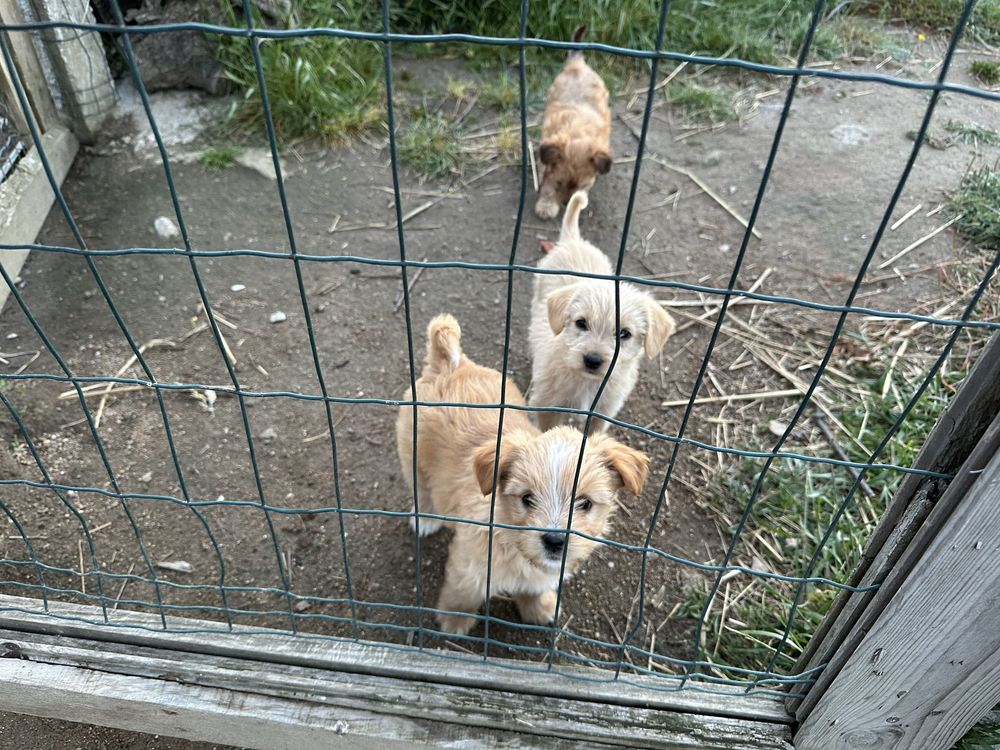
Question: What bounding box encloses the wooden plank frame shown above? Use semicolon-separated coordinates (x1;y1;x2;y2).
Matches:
0;0;59;133
790;334;1000;718
0;124;77;311
794;430;1000;749
0;0;76;313
0;595;793;749
790;334;1000;748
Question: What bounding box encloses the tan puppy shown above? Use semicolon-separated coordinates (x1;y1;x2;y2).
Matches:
396;314;649;636
535;25;612;220
529;191;675;430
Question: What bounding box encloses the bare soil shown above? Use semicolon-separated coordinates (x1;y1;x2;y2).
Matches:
1;36;997;707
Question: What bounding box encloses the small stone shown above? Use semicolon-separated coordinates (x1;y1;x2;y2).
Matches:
294;600;311;613
703;149;723;166
154;216;180;239
139;471;153;483
231;284;246;292
260;427;277;442
270;311;287;324
719;244;731;253
5;333;17;340
235;148;282;181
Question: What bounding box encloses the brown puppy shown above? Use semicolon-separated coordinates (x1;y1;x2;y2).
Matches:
396;314;649;635
535;25;613;220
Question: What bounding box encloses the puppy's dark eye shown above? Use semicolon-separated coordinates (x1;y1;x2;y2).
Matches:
619;329;632;340
521;494;535;507
575;318;588;331
575;498;593;512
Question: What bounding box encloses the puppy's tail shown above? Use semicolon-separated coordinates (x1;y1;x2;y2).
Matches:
560;190;589;244
569;24;587;59
425;314;463;375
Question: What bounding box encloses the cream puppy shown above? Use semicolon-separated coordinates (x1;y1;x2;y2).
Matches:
529;191;675;430
396;314;649;635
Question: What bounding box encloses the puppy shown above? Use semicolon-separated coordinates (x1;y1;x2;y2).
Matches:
396;314;649;636
535;25;612;220
529;191;675;431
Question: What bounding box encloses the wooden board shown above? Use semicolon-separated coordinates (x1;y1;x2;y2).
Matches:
0;593;791;724
0;0;59;132
791;334;1000;716
795;443;1000;749
0;46;30;134
0;125;78;311
0;627;793;749
792;410;1000;722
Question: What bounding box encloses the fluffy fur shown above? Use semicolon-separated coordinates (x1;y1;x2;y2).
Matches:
396;314;649;635
529;191;675;430
535;26;612;220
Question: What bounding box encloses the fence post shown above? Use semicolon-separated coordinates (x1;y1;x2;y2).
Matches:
0;0;58;132
795;410;1000;747
789;334;1000;719
25;0;115;141
0;0;79;313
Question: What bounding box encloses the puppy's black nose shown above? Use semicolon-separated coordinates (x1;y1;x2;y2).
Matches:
542;532;566;555
583;352;603;371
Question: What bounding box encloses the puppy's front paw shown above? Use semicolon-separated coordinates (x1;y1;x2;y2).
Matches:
436;612;477;636
516;590;557;625
534;198;560;220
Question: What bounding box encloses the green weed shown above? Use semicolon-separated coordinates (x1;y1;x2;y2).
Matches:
664;79;734;123
387;0;862;66
865;0;1000;41
480;70;520;109
398;111;466;180
684;363;961;679
947;167;1000;249
970;60;1000;86
955;718;1000;750
944;120;1000;146
216;0;383;142
198;146;240;169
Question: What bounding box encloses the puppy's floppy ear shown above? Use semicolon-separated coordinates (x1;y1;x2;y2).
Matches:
539;141;562;165
546;284;578;335
599;439;649;498
590;149;613;175
644;301;675;358
472;437;523;496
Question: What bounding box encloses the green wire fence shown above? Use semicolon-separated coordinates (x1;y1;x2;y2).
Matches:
0;0;998;703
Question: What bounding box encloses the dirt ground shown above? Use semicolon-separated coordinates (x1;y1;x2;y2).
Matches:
0;713;236;750
0;31;998;716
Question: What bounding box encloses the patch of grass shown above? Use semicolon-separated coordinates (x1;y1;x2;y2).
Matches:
389;0;859;66
398;111;466;180
944;120;1000;146
865;0;1000;42
970;60;1000;86
216;0;383;142
480;70;520;109
215;0;903;142
947;167;1000;249
198;146;240;169
664;79;734;123
683;362;962;679
955;717;1000;750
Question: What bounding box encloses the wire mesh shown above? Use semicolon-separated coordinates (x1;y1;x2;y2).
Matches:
0;0;998;704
